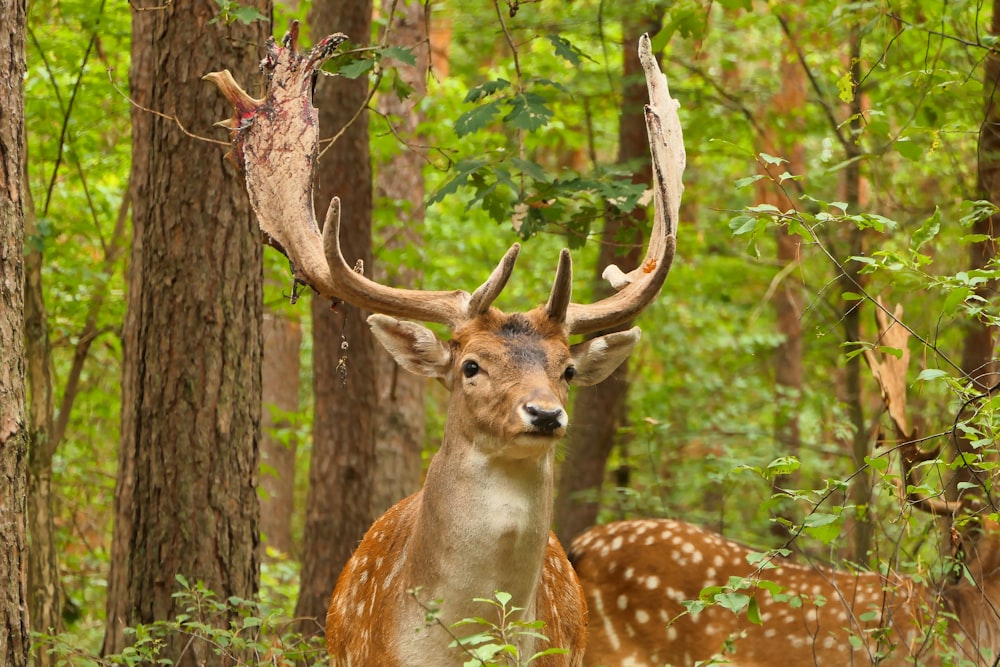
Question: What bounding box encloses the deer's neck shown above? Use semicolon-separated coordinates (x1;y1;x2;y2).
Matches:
405;429;555;625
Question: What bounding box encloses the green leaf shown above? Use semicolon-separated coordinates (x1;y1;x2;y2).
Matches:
546;34;593;66
747;203;782;214
715;592;750;613
509;157;549;183
895;138;922;161
865;455;889;472
230;4;267;24
734;175;764;189
916;368;948;382
758;152;787;166
503;92;553;132
729;215;757;235
766;456;800;478
463;79;510;103
803;512;842;544
746;597;762;625
338;58;374;79
454;100;502;137
912;208;941;250
943;286;971;315
377;45;417;66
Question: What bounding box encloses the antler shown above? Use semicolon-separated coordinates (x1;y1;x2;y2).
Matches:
565;33;684;335
205;25;682;330
863;298;960;516
204;23;518;327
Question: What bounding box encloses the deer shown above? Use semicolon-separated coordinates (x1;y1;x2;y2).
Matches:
206;24;686;667
568;300;1000;666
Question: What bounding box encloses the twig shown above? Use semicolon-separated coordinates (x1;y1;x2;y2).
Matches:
106;68;228;146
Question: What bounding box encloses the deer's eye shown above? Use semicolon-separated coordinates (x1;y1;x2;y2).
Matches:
462;360;480;379
563;366;576;382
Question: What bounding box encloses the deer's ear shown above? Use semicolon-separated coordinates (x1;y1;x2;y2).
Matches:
368;314;452;381
569;327;641;387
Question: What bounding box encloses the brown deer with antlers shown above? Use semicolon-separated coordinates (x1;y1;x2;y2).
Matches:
207;25;685;667
569;301;1000;666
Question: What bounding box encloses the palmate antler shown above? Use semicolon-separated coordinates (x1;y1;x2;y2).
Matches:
205;22;683;333
864;298;961;516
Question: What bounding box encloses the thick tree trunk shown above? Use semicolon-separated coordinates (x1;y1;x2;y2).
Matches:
260;307;301;557
0;0;30;664
555;23;658;545
295;0;377;635
372;0;429;516
953;0;1000;506
103;3;268;662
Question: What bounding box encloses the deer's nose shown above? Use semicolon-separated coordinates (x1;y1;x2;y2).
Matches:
524;404;566;434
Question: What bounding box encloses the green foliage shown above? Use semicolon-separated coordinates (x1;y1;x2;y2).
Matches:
26;0;1000;652
211;0;268;26
34;574;326;666
412;590;567;667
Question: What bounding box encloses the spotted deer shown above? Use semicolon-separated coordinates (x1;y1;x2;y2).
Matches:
569;302;1000;666
207;25;685;667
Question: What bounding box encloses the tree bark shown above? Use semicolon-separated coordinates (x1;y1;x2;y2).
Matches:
0;0;30;664
22;167;63;653
295;0;377;635
841;27;873;562
103;3;268;662
555;22;659;546
372;0;429;516
759;4;806;539
953;0;1000;508
260;307;301;557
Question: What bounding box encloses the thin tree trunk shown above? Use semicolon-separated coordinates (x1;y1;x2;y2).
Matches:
0;0;30;663
759;4;806;539
295;0;377;635
372;0;429;516
103;3;268;662
23;177;62;651
260;307;301;557
841;27;873;562
555;22;659;545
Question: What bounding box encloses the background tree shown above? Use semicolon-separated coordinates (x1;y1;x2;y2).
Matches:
102;2;269;662
260;302;301;557
371;0;429;516
14;2;1000;661
555;16;662;544
294;0;377;634
0;0;29;664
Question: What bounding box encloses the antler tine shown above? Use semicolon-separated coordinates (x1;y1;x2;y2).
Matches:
565;33;684;335
207;23;516;329
466;243;521;317
546;249;573;324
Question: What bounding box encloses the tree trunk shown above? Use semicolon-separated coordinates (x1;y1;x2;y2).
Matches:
0;0;30;663
103;3;268;662
953;0;1000;507
758;4;806;539
372;0;429;516
295;0;377;636
260;306;301;557
555;22;659;546
23;176;62;651
841;27;873;562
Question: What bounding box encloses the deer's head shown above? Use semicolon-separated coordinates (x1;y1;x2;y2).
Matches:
205;24;684;460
